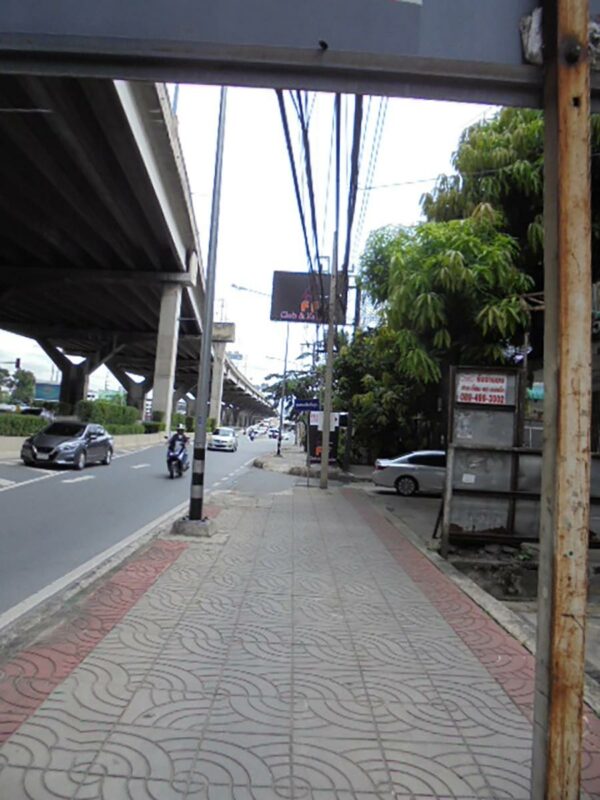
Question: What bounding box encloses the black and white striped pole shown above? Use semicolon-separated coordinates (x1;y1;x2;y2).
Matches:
189;87;227;523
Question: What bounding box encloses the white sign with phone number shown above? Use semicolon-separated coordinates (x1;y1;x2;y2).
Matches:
456;373;508;406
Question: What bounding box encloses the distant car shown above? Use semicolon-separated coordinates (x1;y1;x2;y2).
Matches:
20;407;54;421
21;421;113;469
207;426;238;452
372;450;446;496
268;427;279;439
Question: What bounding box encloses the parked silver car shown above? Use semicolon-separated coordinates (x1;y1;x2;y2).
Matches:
372;450;446;496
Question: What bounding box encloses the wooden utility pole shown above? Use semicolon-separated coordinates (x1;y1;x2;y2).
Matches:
532;1;591;797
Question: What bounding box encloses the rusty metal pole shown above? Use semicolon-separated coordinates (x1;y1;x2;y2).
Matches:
531;1;591;797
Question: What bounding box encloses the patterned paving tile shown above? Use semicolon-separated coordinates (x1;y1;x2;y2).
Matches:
191;733;292;789
87;723;202;781
380;741;489;798
291;738;388;793
205;695;292;736
466;746;532;799
120;689;212;730
0;715;111;773
211;667;292;700
292;699;378;740
75;774;187;799
0;765;93;799
4;487;600;798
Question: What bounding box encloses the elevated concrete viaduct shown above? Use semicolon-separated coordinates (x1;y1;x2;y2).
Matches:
0;75;272;427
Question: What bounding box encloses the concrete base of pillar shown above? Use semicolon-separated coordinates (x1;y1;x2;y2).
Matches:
170;517;216;537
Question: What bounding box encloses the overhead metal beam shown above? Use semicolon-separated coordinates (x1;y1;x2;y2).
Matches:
0;266;196;285
0;324;200;342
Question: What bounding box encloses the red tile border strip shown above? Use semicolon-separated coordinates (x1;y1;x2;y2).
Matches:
0;538;188;744
342;488;600;797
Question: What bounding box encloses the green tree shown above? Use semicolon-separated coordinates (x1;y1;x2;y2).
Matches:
334;328;441;460
422;107;600;289
262;365;322;418
358;225;407;308
385;213;532;384
0;367;11;402
11;369;36;404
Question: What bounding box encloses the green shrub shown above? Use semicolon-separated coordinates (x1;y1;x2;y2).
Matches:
185;415;195;432
172;412;186;429
207;417;216;433
76;400;140;426
105;423;146;436
76;400;94;421
143;421;166;434
151;410;165;423
0;415;47;436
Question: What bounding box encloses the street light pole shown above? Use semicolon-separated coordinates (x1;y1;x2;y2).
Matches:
276;323;290;457
320;93;341;491
189;86;227;522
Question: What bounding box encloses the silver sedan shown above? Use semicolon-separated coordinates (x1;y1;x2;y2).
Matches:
372;450;446;496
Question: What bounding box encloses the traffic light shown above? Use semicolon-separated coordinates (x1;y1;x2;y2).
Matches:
14;358;20;370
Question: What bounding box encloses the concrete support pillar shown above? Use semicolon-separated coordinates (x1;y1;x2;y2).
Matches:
107;362;153;412
39;340;122;412
209;341;227;426
152;284;182;433
185;395;196;418
172;383;195;419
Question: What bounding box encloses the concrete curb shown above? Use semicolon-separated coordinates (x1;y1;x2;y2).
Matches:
362;489;600;718
0;499;189;651
252;456;369;484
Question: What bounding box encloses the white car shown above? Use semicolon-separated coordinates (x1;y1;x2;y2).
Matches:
372;450;446;496
207;426;238;452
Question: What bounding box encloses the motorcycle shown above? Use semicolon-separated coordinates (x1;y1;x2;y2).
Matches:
248;429;256;441
166;439;190;479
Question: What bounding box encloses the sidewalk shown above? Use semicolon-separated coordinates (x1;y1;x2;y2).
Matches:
1;484;599;798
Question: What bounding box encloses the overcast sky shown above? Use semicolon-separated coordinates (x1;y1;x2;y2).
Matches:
0;85;495;392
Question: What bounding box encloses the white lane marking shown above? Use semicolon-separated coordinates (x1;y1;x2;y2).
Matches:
0;498;189;636
0;472;57;493
131;464;150;470
62;475;95;484
0;478;15;488
113;444;162;460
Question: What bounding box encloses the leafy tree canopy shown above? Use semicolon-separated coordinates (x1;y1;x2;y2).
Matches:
334;328;441;460
385;213;532;383
422;107;600;285
358;225;407;308
262;365;322;418
11;369;35;404
0;367;11;402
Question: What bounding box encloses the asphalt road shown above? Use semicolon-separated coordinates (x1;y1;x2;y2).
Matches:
0;435;281;616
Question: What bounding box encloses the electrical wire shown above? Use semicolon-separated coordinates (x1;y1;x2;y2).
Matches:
353;97;389;264
320;101;336;257
295;90;323;275
341;95;363;280
275;90;314;275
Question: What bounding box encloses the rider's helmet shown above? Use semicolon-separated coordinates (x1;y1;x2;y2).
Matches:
177;423;185;433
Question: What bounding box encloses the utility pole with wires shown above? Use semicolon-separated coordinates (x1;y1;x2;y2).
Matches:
276;324;290;457
183;86;227;527
320;94;341;491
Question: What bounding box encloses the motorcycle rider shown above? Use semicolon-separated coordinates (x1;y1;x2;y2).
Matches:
168;423;190;469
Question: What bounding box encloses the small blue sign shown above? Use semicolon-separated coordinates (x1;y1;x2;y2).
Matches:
294;398;320;412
